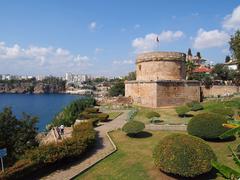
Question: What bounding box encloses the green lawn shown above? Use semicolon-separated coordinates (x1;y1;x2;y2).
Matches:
108;112;123;120
132;97;240;125
133;106;199;125
76;130;240;180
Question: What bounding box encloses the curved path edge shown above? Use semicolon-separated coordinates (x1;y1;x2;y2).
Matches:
43;110;129;180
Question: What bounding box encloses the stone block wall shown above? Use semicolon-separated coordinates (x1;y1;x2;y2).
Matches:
156;81;200;107
125;81;157;107
201;85;239;97
125;80;200;107
136;60;186;81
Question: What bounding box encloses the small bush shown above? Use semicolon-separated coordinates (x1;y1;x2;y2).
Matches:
89;118;99;126
150;117;163;124
84;107;99;113
187;101;199;107
127;109;138;121
122;121;145;135
187;113;229;140
146;111;160;119
191;103;204;111
153;133;216;177
187;101;204;111
175;106;190;117
210;107;234;118
78;111;97;119
97;113;109;122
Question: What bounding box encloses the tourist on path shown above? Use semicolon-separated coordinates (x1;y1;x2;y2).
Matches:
60;125;64;135
56;127;61;139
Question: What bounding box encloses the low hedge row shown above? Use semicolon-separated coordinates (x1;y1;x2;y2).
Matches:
78;110;109;123
145;111;160;119
0;122;96;179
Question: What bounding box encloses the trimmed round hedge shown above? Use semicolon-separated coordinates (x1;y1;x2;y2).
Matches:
153;133;216;177
210;107;234;118
187;113;229;140
122;121;145;135
175;106;190;117
146;111;160;119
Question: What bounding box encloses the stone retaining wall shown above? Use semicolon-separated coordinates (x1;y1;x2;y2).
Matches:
201;85;239;97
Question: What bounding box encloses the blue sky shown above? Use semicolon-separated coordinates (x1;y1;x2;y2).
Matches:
0;0;239;77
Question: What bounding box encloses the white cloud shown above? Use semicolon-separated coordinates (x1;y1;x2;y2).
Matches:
0;41;91;75
89;21;97;31
113;59;134;65
193;29;230;49
223;5;240;30
132;30;184;52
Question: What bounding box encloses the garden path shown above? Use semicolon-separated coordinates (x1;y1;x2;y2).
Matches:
43;110;129;180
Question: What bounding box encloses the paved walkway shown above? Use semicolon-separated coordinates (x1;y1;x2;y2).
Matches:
43;110;129;180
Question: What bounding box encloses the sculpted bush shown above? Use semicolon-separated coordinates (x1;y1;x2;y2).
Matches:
187;113;229;140
97;113;109;122
150;117;163;124
122;121;145;135
187;101;204;111
145;111;160;119
175;106;190;117
84;107;99;113
153;133;216;177
210;107;234;118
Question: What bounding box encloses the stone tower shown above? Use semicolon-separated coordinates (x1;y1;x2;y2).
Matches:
125;51;200;107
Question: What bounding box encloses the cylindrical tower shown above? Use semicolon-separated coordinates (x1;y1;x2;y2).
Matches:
136;51;186;81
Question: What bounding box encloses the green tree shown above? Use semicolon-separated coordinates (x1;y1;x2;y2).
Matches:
187;48;192;56
230;30;240;69
0;107;38;166
124;71;136;81
196;52;201;59
225;55;231;63
211;64;230;80
108;80;125;97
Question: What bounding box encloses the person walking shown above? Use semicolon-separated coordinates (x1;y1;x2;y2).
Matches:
56;127;61;139
60;125;64;135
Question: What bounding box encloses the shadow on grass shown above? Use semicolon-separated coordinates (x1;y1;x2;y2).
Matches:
127;131;152;138
162;168;218;180
179;114;194;118
204;136;236;143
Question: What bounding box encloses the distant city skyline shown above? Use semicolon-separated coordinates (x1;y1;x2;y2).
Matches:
0;0;239;77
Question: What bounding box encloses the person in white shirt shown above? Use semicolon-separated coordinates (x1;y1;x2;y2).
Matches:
60;125;64;135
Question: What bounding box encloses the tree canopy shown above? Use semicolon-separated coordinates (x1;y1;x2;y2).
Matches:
0;107;38;166
230;30;240;69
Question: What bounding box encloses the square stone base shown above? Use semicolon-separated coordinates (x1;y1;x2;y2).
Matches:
125;80;200;108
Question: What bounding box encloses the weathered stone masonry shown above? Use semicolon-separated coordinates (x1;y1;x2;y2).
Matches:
125;51;200;108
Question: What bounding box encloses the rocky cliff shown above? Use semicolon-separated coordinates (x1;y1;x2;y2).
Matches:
0;79;66;94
